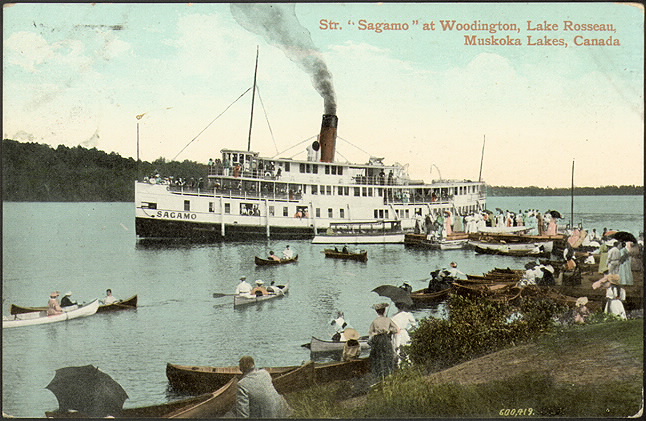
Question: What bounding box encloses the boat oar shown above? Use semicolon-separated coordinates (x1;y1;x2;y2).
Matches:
212;292;237;298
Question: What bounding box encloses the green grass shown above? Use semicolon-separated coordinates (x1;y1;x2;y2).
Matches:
287;319;644;418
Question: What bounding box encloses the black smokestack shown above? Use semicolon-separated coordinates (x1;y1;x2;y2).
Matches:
319;114;338;163
230;3;337;114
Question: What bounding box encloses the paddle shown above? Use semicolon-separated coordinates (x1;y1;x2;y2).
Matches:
212;292;237;298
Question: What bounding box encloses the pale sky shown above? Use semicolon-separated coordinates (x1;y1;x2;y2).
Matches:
3;2;644;187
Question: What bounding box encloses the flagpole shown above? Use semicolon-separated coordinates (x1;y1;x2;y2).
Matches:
247;46;259;152
478;135;486;182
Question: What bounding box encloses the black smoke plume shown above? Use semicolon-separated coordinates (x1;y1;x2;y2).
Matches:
231;3;337;115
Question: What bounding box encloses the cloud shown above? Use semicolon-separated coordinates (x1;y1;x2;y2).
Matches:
4;31;57;72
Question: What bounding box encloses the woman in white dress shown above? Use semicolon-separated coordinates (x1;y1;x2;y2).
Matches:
604;276;627;320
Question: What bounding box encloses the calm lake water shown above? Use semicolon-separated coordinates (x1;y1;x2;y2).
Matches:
2;196;643;417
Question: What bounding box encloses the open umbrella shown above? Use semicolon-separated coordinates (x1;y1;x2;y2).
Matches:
372;285;413;307
610;231;637;243
46;365;129;417
548;210;562;219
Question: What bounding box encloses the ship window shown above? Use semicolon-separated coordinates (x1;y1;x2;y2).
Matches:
284;162;290;172
344;186;349;196
328;208;333;218
312;165;318;174
184;200;190;211
354;187;360;196
300;163;305;173
338;166;343;175
142;202;157;209
331;166;337;175
269;206;275;216
326;185;332;195
340;209;345;218
379;209;385;218
283;207;289;217
405;209;410;218
316;208;321;218
325;165;330;174
209;202;214;212
374;210;379;218
362;187;367;197
385;209;389;218
368;188;373;197
224;203;231;214
320;185;325;195
311;185;318;195
338;186;343;195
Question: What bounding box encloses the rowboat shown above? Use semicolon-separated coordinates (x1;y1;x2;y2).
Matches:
473;243;551;257
167;362;297;394
233;283;289;307
167;358;370;395
3;299;100;329
254;255;298;266
323;249;368;262
9;295;138;315
308;336;370;353
410;287;452;305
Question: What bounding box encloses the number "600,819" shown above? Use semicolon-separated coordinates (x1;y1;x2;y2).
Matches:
500;408;534;416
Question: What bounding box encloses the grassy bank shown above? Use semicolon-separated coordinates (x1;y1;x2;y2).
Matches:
286;319;643;418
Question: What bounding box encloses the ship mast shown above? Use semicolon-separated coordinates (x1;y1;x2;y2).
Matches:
247;46;259;152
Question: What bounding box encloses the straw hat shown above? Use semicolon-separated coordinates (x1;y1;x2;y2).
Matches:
343;328;360;341
575;297;588;307
372;302;389;310
239;276;247;281
50;291;60;298
64;291;72;297
606;274;621;285
255;280;264;285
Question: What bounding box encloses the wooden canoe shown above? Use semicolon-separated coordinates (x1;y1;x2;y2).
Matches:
45;377;238;419
167;358;370;396
233;283;289;307
10;295;137;315
166;362;296;394
410;287;452;305
323;249;368;262
474;245;550;258
3;299;100;329
308;336;370;353
254;255;298;266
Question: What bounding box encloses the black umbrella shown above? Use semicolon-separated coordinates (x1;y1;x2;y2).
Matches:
610;231;637;243
372;285;413;307
46;365;129;417
548;210;562;219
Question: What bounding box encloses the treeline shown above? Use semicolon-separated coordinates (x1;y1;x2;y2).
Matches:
2;139;207;202
487;185;644;196
2;139;643;201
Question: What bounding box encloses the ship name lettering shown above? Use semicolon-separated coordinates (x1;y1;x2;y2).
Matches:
156;211;197;220
357;19;409;33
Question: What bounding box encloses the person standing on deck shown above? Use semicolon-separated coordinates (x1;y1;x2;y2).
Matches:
607;241;622;275
546;213;559;235
235;356;291;418
368;303;399;381
618;241;633;285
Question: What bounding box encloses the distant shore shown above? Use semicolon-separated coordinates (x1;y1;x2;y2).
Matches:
2;139;643;202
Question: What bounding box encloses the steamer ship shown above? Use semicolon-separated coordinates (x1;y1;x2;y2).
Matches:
135;60;486;241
